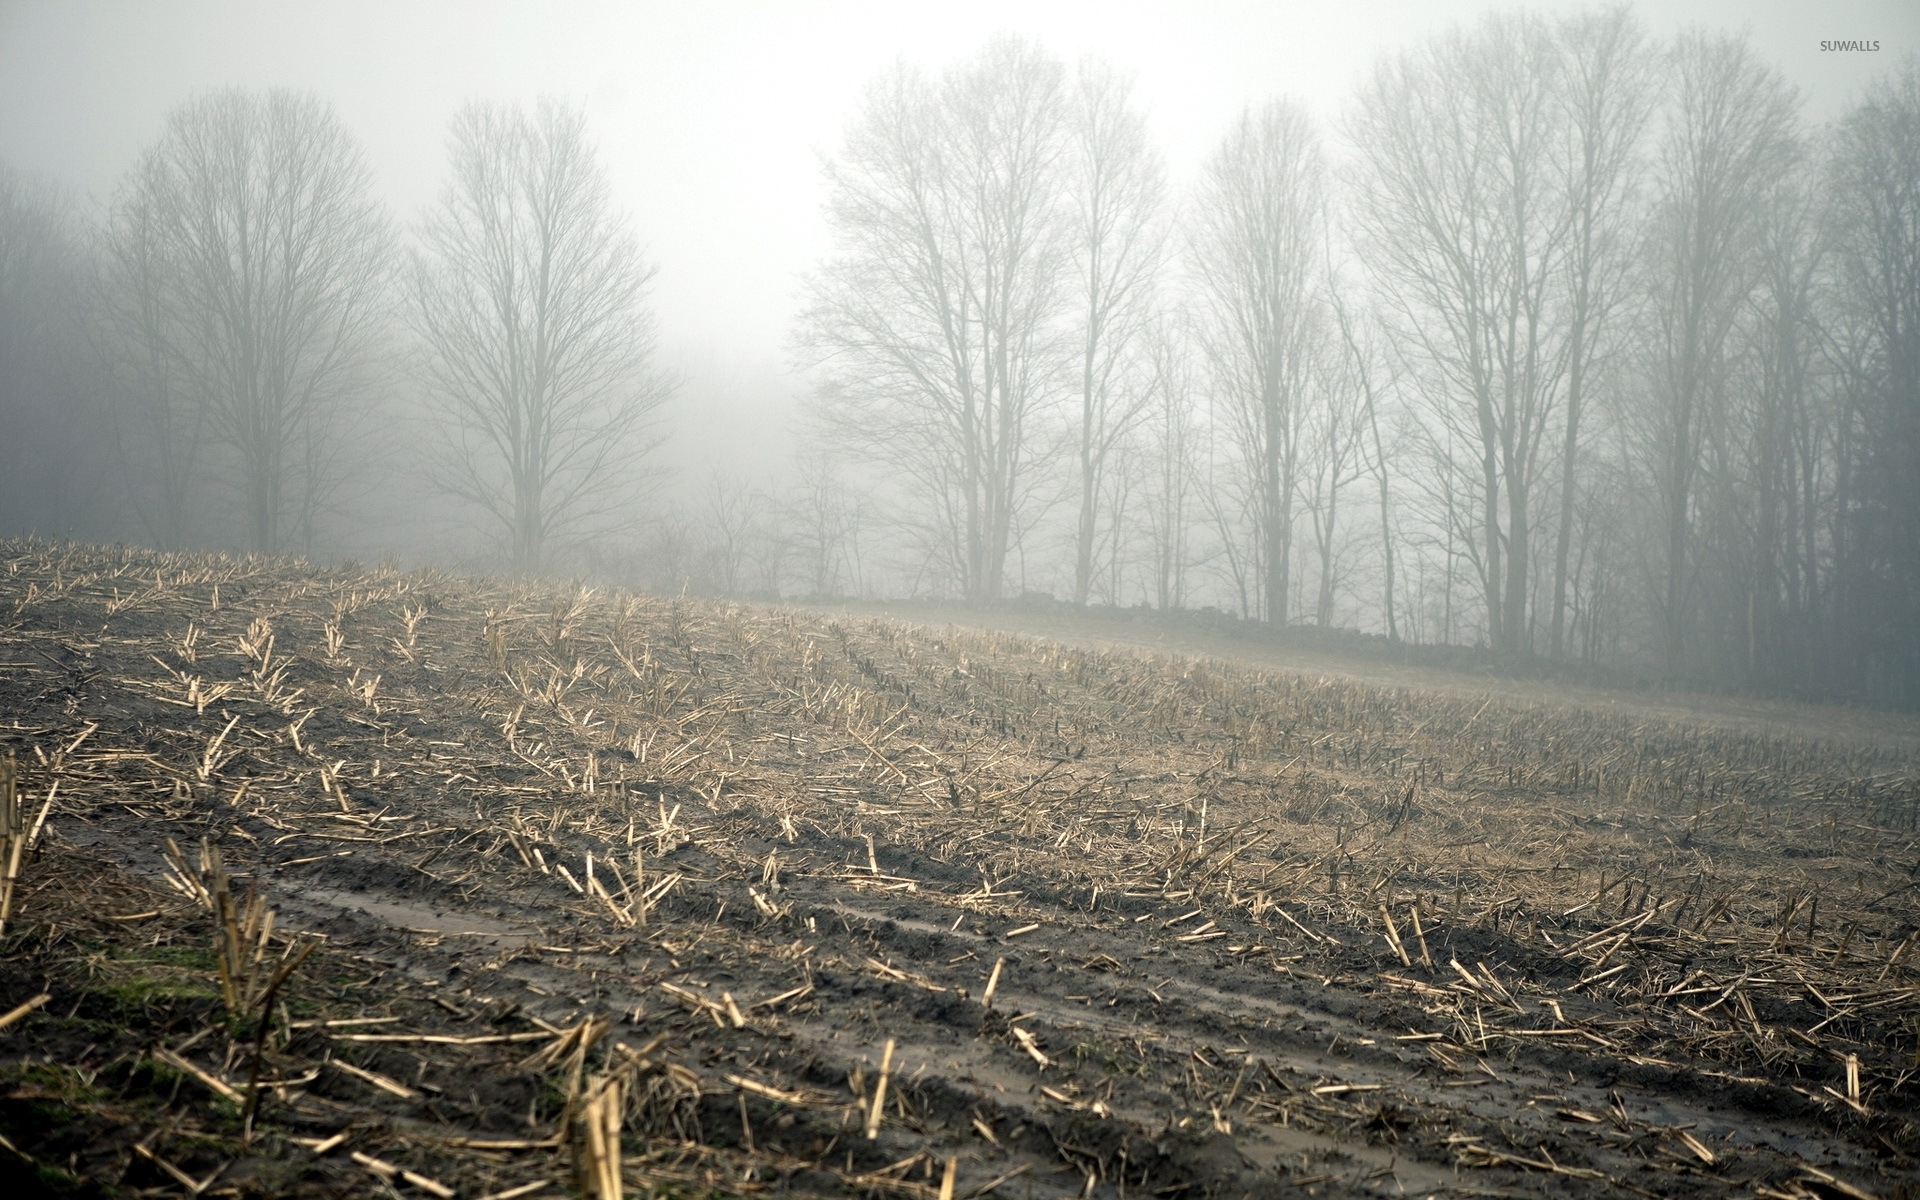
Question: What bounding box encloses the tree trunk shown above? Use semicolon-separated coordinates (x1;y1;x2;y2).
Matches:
1549;321;1585;658
1265;381;1289;626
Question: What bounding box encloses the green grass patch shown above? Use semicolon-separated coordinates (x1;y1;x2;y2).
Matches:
114;944;217;972
88;945;222;1015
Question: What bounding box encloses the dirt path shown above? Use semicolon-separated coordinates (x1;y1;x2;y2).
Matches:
810;601;1920;753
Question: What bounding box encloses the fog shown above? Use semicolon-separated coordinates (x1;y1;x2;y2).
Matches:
4;1;1904;472
2;0;1917;703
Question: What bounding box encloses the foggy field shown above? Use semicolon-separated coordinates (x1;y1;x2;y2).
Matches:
812;601;1920;757
7;3;1920;715
3;6;1918;1197
2;540;1917;1198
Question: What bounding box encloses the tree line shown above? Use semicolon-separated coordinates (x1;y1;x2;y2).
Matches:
2;92;669;574
797;17;1920;707
2;8;1916;707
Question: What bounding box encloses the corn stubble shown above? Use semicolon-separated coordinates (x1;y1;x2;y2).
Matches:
0;537;1915;1198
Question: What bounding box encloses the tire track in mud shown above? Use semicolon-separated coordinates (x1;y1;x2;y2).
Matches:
64;767;1910;1197
204;812;1893;1199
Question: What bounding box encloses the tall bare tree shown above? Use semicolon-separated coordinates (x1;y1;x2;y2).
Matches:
1827;58;1920;702
105;89;391;554
1190;99;1326;625
1546;7;1655;659
1349;13;1572;655
801;37;1070;607
1067;61;1165;605
1639;33;1799;676
408;100;669;573
1734;155;1826;686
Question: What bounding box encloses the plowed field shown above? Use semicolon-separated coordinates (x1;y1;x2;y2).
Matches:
1;540;1915;1199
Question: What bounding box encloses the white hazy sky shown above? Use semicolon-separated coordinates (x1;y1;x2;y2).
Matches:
2;0;1914;476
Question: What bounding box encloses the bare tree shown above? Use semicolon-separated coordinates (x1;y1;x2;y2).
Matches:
1827;58;1920;702
698;470;768;597
1139;316;1197;610
1190;99;1326;625
1728;154;1827;686
1067;61;1166;605
1197;409;1261;620
0;166;112;539
1349;13;1572;655
1638;32;1799;676
1332;295;1401;641
1546;7;1656;659
801;37;1070;607
98;175;204;548
1299;307;1369;628
104;89;391;554
407;99;670;573
787;452;867;598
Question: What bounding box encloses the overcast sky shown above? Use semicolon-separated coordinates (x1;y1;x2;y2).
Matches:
2;0;1914;478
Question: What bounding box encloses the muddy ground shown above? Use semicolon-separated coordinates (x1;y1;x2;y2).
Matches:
0;540;1915;1199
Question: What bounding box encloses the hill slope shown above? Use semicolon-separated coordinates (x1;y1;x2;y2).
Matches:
1;540;1916;1198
